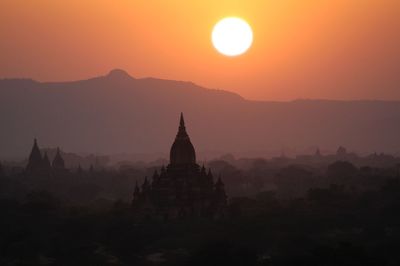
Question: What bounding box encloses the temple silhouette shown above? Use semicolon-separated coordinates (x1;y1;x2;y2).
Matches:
23;114;227;219
132;113;227;220
26;139;66;175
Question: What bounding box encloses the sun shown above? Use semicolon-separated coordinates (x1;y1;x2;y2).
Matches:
212;17;253;57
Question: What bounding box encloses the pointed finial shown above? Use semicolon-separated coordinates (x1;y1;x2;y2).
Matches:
33;138;39;149
180;112;185;127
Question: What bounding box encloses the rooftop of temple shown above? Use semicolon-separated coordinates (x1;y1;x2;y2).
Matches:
170;113;196;165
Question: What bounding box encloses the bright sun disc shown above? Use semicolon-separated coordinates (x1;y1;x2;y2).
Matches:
212;17;253;57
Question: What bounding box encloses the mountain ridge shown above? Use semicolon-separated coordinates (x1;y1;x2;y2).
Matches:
3;70;400;104
1;69;400;159
3;79;399;105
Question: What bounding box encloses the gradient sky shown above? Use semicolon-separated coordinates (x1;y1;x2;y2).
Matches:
1;0;399;101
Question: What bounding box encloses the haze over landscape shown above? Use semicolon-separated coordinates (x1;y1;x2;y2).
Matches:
1;69;400;160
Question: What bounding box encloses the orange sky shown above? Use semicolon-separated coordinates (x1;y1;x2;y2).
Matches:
1;0;399;101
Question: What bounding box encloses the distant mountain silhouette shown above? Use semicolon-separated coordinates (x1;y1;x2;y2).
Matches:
1;69;400;159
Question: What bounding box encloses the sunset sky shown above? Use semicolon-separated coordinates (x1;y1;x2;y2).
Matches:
1;0;399;101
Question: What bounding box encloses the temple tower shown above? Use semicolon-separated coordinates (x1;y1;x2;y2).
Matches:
170;113;196;165
26;139;43;173
133;113;227;220
52;147;65;170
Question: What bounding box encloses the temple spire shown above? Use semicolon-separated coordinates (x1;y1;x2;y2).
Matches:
175;112;189;140
42;152;51;170
30;139;41;160
170;113;196;164
215;175;227;207
180;112;185;127
52;147;65;170
26;138;43;173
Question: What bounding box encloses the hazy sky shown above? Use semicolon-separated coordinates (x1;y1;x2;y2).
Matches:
1;0;399;101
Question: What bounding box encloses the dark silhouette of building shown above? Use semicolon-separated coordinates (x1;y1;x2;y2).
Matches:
26;139;67;175
132;113;227;219
336;146;348;157
42;152;51;171
52;147;65;170
26;139;43;174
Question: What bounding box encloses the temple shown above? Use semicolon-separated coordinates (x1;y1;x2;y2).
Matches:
132;113;227;219
26;139;66;175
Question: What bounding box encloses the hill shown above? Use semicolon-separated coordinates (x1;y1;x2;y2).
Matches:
1;69;400;159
